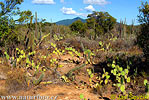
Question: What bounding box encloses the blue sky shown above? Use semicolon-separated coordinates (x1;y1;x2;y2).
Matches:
18;0;147;25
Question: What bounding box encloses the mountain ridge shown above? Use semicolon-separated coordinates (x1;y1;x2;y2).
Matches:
56;17;86;26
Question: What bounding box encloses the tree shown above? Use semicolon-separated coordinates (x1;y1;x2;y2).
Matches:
0;0;23;17
17;10;32;24
87;11;116;40
0;0;24;46
138;1;149;25
137;1;149;60
70;20;87;37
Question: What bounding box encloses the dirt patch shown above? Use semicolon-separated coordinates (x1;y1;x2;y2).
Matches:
11;84;103;100
0;80;7;96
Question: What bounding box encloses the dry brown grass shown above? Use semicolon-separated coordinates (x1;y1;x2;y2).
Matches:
5;68;27;94
64;37;99;52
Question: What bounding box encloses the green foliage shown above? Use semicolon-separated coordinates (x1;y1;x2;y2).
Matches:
83;49;95;64
0;0;24;46
144;79;149;93
81;42;95;64
5;48;46;85
144;79;149;98
108;59;131;94
144;79;148;86
102;68;110;85
70;20;87;37
87;69;94;83
53;34;63;41
138;1;149;25
0;16;18;46
137;1;149;60
15;48;37;69
87;11;116;39
50;42;65;58
49;42;64;70
17;10;32;24
61;75;70;83
65;47;81;57
80;94;87;100
97;41;113;52
94;68;111;89
0;0;24;17
4;51;10;61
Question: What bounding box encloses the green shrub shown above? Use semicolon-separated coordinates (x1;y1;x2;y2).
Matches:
70;20;87;37
0;0;24;47
0;17;19;46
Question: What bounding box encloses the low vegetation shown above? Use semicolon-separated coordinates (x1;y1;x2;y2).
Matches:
0;0;148;100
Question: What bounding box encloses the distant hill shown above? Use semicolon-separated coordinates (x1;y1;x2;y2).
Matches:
56;17;86;26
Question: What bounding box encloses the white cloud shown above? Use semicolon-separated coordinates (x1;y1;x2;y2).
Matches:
84;5;95;12
60;0;64;3
32;0;56;4
83;0;110;5
61;7;87;17
61;7;76;15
